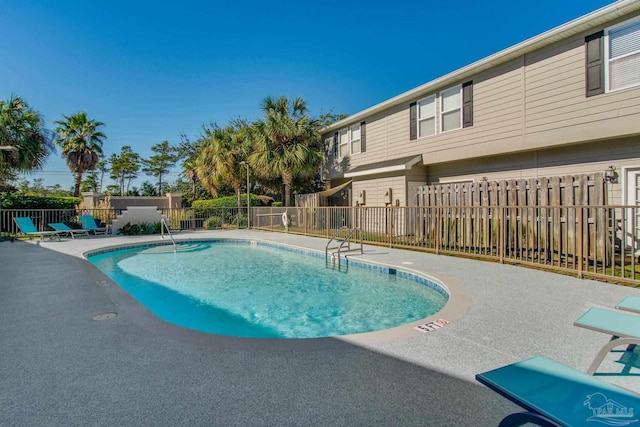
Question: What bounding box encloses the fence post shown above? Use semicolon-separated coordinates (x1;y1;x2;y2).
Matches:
577;207;584;279
389;207;393;248
435;207;441;255
499;207;506;263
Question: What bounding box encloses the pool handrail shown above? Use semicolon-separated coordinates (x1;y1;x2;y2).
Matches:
160;216;177;252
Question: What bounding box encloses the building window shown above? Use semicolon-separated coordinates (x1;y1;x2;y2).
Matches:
441;85;462;132
336;123;366;157
350;123;361;154
339;129;348;157
410;81;472;139
606;17;640;92
417;95;436;138
324;137;333;157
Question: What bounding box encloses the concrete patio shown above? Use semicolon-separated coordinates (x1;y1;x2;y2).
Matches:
2;229;639;426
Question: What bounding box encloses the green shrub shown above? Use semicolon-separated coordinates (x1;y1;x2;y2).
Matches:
0;193;81;209
204;216;223;229
272;201;283;207
233;214;247;227
118;222;161;235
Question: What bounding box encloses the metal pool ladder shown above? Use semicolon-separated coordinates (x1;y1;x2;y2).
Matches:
325;226;363;269
160;216;177;252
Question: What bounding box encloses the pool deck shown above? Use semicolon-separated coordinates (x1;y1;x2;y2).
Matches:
2;229;640;426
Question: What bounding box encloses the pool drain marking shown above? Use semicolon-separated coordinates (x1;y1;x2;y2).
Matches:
92;312;117;321
414;319;450;333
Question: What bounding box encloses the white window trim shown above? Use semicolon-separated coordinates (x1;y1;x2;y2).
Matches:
338;129;348;158
415;85;464;139
417;94;436;139
337;123;362;157
350;123;361;154
440;85;463;134
604;16;640;93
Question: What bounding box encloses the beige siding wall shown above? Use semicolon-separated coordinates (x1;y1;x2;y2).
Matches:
422;59;525;162
523;34;640;149
352;174;407;207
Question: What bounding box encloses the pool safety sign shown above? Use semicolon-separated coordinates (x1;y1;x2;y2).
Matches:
414;319;450;333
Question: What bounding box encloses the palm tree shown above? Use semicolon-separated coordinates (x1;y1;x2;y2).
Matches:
54;112;106;197
195;122;250;211
0;96;53;182
250;96;322;206
182;159;199;202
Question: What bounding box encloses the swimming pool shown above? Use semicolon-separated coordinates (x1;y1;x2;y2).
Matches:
87;240;448;339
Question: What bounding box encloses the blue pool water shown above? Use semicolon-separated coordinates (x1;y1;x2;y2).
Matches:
88;240;448;338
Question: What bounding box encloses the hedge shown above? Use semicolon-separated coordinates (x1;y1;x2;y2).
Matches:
192;194;262;209
0;194;81;209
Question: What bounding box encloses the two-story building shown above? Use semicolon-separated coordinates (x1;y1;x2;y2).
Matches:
322;0;640;210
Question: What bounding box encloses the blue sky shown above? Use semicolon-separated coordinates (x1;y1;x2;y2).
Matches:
1;0;613;190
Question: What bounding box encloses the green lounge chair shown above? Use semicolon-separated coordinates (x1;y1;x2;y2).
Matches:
574;308;640;375
79;215;108;235
476;355;640;427
13;217;61;241
616;295;640;314
48;223;91;239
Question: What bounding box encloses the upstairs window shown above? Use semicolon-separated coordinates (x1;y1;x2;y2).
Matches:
410;81;472;140
417;95;436;138
334;122;366;157
339;129;349;157
606;17;640;92
441;85;462;132
325;137;334;156
350;123;361;154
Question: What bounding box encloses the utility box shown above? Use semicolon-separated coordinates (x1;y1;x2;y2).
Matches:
384;188;392;205
357;190;366;205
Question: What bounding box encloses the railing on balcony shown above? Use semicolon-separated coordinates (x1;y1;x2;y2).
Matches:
2;205;638;285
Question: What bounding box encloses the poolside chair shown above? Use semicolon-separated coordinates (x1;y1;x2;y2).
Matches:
574;307;640;375
476;355;640;427
616;295;640;314
79;215;108;235
48;223;91;239
13;217;61;241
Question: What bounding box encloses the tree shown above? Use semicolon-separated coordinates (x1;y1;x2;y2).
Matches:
317;111;348;128
109;146;140;196
182;159;199;201
196;120;251;211
54;112;106;197
0;95;53;183
141;141;178;196
80;173;99;193
176;131;208;204
140;181;156;196
95;160;109;193
249;96;323;206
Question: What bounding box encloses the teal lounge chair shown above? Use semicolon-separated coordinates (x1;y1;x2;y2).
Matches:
13;217;61;241
476;355;640;427
79;215;108;235
616;295;640;314
48;223;90;239
574;308;640;374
